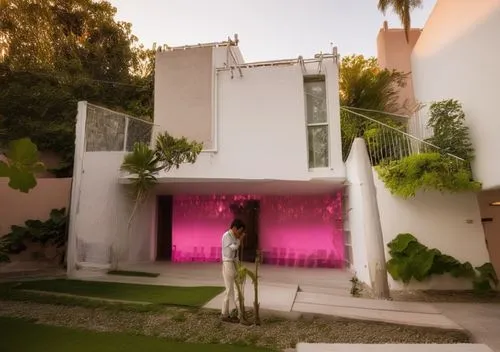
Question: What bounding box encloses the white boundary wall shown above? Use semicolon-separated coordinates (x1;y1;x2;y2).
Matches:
374;174;491;290
346;137;491;291
67;102;156;274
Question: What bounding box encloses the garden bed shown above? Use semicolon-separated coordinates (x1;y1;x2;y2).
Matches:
0;298;470;351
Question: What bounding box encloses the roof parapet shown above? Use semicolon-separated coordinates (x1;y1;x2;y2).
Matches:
157;34;239;53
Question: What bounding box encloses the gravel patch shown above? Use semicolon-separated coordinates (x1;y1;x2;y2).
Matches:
0;300;470;350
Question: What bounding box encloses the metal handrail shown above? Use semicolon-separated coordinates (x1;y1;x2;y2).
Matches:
341;107;465;162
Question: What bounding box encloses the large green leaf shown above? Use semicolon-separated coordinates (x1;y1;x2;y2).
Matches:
409;249;435;281
476;263;499;287
7;165;37;193
387;257;411;283
387;233;418;255
1;138;44;193
6;138;40;168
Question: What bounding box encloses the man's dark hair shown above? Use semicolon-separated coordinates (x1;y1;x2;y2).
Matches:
230;219;246;231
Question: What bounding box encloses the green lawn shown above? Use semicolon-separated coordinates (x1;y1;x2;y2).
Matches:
15;279;223;306
0;317;271;352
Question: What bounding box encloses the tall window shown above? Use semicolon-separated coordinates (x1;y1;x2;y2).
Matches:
304;76;329;169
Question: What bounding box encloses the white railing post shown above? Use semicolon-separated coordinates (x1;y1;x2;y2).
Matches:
123;117;129;152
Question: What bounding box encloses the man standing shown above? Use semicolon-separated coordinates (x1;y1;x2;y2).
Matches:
221;219;246;322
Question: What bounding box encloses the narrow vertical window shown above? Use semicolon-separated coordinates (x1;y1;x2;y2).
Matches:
304;76;329;169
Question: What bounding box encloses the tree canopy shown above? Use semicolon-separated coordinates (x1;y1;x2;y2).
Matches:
0;0;154;176
339;55;408;159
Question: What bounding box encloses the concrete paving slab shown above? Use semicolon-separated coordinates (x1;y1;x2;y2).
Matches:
292;302;462;330
296;344;493;352
295;292;441;314
436;303;500;352
204;281;298;312
298;285;351;297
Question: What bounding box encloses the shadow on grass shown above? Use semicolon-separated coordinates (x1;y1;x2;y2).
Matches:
11;279;223;306
0;316;272;352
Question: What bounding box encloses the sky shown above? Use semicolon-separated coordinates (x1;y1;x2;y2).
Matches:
109;0;437;62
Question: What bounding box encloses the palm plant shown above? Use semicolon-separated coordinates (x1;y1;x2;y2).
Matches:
377;0;423;43
340;55;408;160
114;132;202;269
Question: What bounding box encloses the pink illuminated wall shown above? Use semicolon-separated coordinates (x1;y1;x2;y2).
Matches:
170;193;344;268
259;194;344;268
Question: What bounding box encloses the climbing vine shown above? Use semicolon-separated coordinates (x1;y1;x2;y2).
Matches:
387;233;498;293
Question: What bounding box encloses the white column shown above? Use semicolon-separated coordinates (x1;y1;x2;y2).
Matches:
346;138;389;299
66;101;87;276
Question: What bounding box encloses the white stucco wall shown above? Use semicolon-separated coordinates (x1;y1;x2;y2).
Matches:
374;173;491;290
411;0;500;189
155;59;345;182
69;152;155;268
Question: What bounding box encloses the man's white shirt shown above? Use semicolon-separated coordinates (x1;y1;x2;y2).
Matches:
222;230;240;262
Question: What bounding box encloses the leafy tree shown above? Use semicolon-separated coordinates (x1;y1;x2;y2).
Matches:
377;0;423;43
0;0;155;176
425;99;474;161
340;55;408;159
340;55;407;113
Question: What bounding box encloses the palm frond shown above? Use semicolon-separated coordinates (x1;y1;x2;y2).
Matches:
377;0;423;43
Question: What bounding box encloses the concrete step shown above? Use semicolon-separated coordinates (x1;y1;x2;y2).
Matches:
298;285;351;297
296;344;493;352
295;292;441;314
291;302;462;330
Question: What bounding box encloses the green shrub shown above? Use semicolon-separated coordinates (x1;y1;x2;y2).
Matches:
376;153;481;198
387;233;498;293
425;99;474;161
0;208;68;264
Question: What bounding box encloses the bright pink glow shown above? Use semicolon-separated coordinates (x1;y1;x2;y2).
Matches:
171;194;344;268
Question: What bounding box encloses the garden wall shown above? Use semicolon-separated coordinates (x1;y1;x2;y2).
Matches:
0;177;71;237
70;152;154;268
374;173;491;290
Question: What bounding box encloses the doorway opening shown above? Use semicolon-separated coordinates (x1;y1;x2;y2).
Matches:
230;199;260;262
156;195;173;261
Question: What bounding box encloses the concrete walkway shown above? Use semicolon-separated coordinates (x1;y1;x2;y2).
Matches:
292;292;461;330
436;303;500;352
70;264;462;331
296;344;494;352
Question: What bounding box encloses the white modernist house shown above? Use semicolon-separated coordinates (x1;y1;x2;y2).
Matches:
67;34;493;294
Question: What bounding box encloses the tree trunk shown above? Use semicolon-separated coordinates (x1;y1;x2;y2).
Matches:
111;192;145;271
253;250;261;325
233;261;247;323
